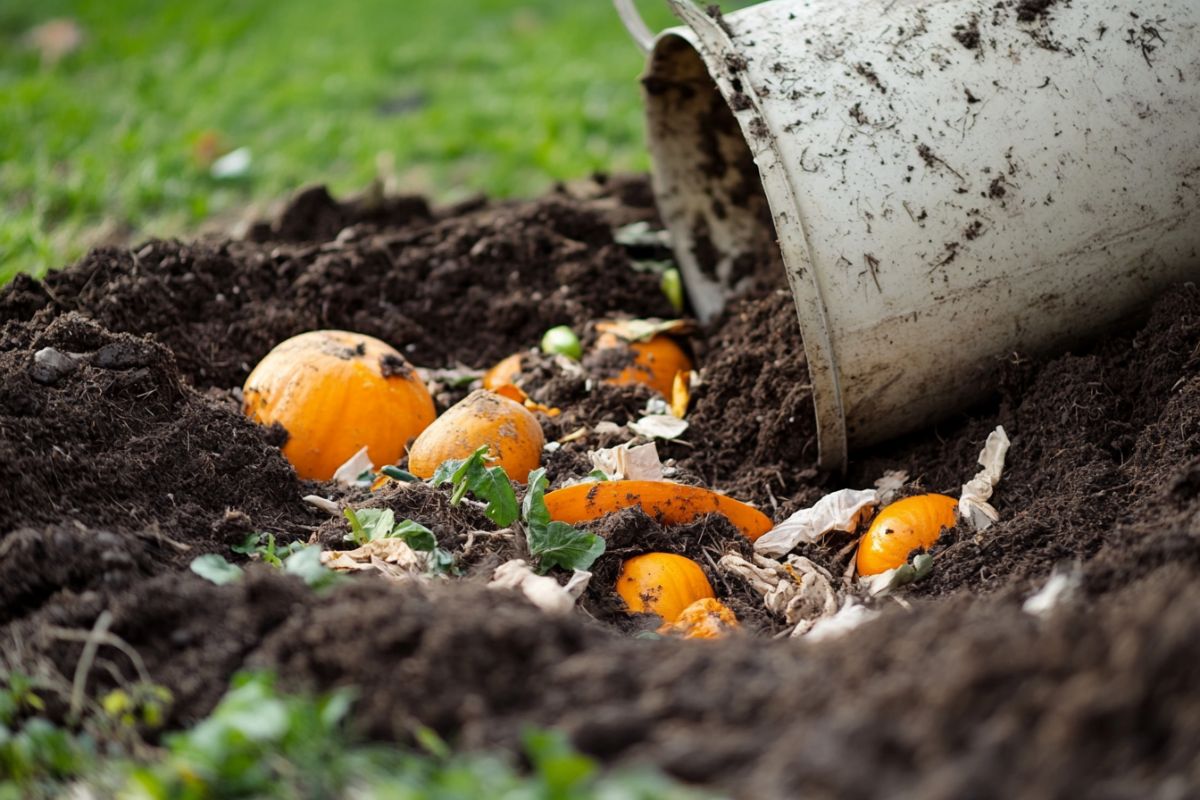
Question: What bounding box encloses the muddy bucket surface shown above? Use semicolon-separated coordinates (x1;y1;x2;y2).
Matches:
618;0;1200;470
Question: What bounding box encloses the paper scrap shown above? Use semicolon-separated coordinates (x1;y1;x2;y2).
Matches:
629;414;688;440
589;441;665;482
959;426;1011;530
331;446;374;488
1023;567;1082;616
754;488;878;557
804;600;879;642
489;559;591;615
719;553;839;636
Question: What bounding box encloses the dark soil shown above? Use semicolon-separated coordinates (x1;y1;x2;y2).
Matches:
3;177;1200;798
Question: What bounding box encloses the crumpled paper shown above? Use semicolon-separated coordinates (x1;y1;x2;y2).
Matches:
321;538;426;580
959;426;1010;530
489;559;591;616
331;446;374;488
589;441;665;482
754;488;878;557
1023;566;1082;616
719;553;838;637
628;414;688;440
804;599;879;642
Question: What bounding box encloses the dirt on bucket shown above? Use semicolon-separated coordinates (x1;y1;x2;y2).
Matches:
2;175;1200;797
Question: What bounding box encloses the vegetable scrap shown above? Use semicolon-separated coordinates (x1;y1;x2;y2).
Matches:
409;390;545;483
543;480;773;541
617;552;715;623
854;494;958;577
243;330;435;480
658;598;740;639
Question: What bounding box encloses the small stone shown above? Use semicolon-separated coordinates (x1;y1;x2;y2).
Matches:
29;347;78;385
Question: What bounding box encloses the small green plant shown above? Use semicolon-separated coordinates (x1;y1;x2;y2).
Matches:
342;507;456;576
231;532;305;568
0;672;96;798
430;445;520;526
521;468;605;574
189;543;341;590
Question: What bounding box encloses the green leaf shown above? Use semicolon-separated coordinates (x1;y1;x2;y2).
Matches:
343;507;396;544
426;548;457;577
521;468;552;532
587;469;610;482
529;522;606;574
283;546;342;590
430;446;518;526
231;532;262;555
190;554;244;585
387;519;437;552
521;468;605;572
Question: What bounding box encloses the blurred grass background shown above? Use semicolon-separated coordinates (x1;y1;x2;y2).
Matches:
0;0;725;284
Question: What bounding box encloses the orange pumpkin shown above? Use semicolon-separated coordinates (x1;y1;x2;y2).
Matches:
617;552;715;623
407;389;544;482
243;330;435;481
482;353;523;391
543;480;773;541
658;598;739;639
855;494;959;576
595;328;692;398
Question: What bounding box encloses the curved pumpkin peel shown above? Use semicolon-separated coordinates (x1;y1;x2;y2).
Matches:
855;493;959;576
543;480;773;541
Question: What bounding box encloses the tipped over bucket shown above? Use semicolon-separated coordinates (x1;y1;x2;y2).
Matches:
617;0;1200;470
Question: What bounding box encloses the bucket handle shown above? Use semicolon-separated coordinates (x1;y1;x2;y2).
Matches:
613;0;656;53
614;1;740;58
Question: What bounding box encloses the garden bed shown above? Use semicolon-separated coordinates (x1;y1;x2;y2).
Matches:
3;175;1199;797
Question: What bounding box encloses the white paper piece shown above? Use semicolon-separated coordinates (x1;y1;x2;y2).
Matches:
629;414;688;440
489;559;591;615
804;600;879;642
1023;567;1082;616
719;553;839;635
302;495;341;516
754;488;878;557
211;146;252;179
874;470;909;505
331;446;375;488
589;441;665;482
593;421;624;436
959;426;1011;530
643;396;672;417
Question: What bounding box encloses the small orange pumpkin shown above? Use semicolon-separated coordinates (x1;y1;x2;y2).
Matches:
407;389;544;482
243;330;435;481
543;480;773;541
482;353;523;391
855;493;959;576
617;552;715;623
658;597;739;639
594;326;692;398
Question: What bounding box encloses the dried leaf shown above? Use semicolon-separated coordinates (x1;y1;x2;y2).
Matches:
670;370;691;418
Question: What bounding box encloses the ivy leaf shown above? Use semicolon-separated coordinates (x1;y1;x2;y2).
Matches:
190;554;244;585
430;446;518;526
522;468;605;573
387;519;437;552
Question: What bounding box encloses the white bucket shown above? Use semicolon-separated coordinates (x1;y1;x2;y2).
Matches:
616;0;1200;470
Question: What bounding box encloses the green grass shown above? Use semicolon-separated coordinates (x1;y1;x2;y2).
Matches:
0;0;695;283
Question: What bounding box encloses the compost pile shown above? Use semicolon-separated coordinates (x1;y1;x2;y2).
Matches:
3;175;1200;798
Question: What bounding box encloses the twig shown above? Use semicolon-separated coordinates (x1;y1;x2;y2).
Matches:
65;611;112;723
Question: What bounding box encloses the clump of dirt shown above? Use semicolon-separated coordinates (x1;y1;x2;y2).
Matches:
0;176;670;391
0;313;314;551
